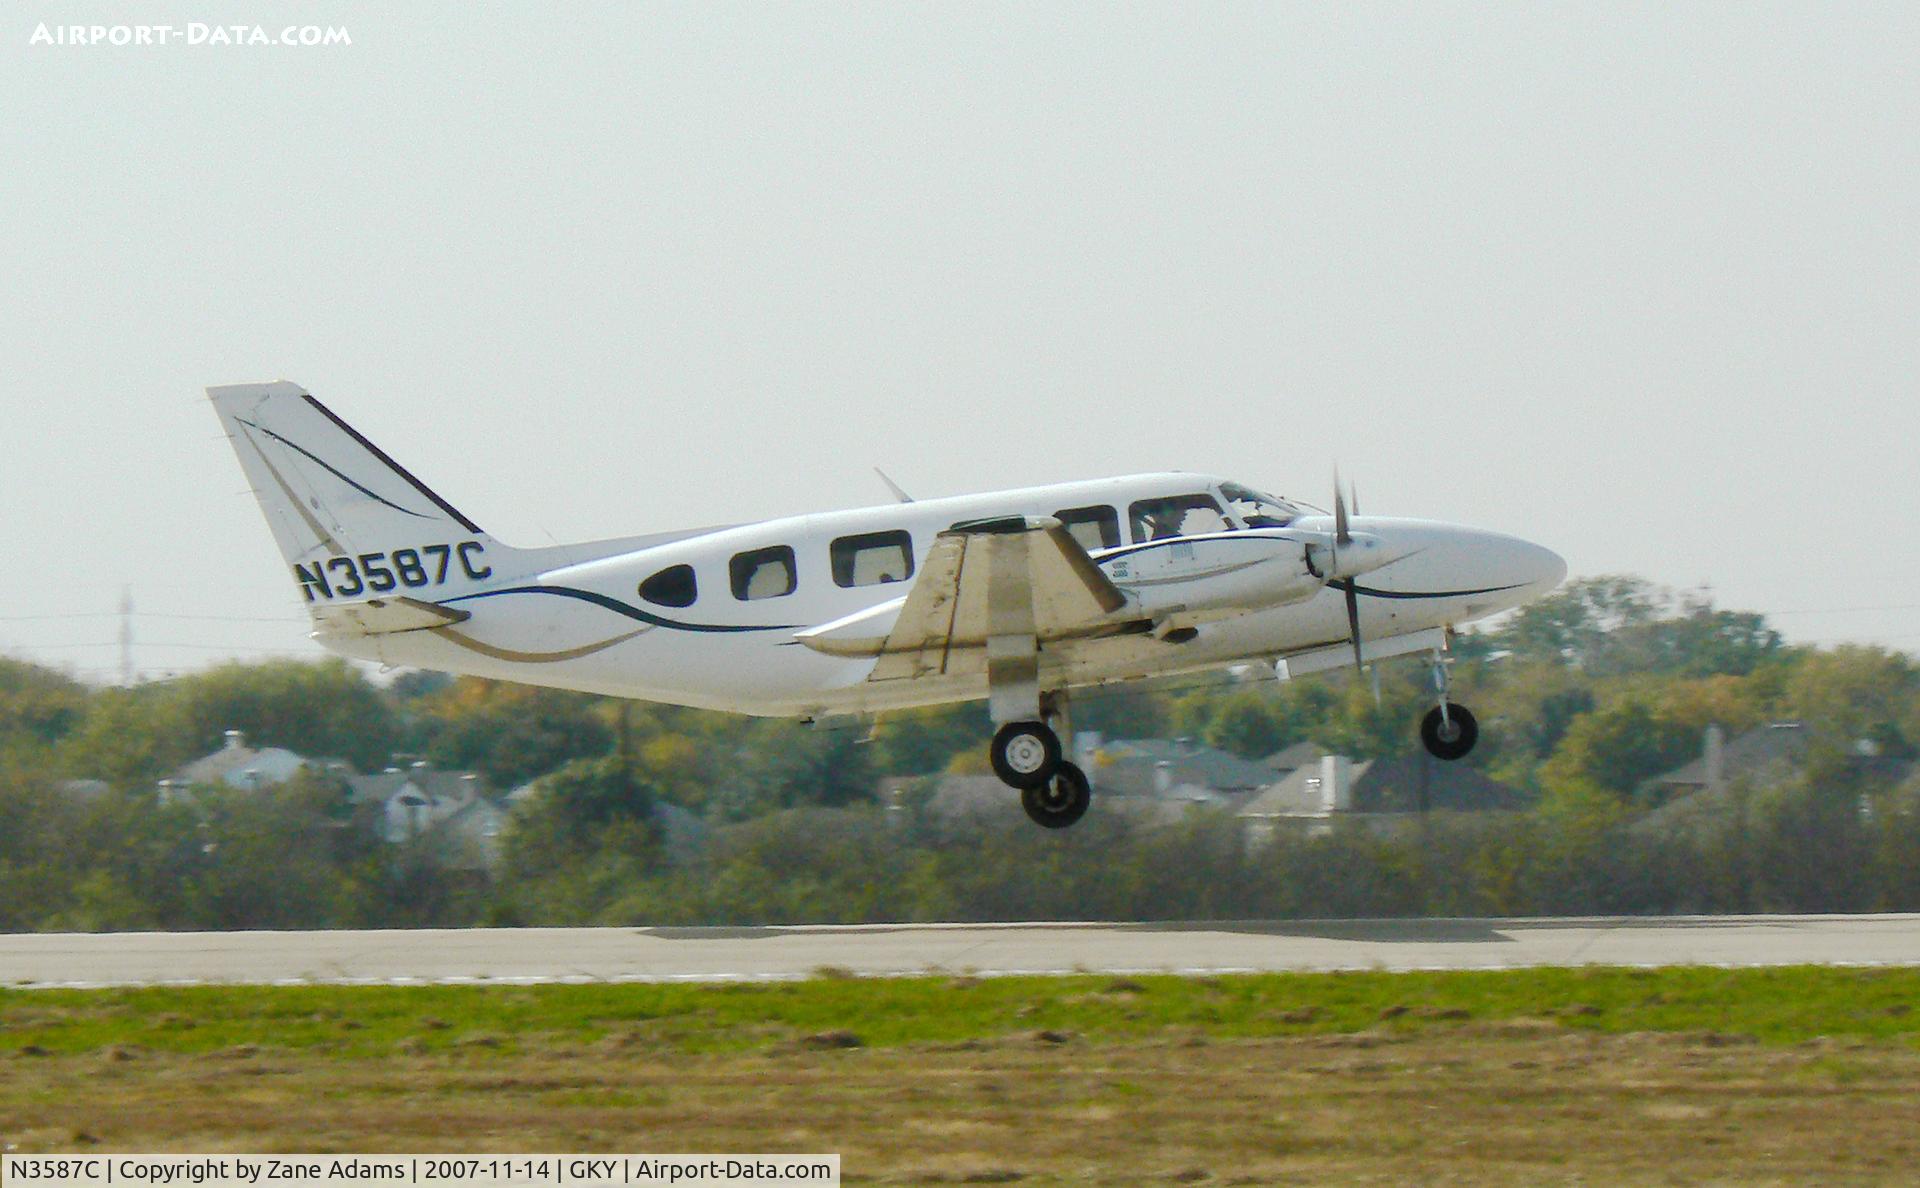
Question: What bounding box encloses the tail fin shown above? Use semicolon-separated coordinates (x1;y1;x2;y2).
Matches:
209;381;516;606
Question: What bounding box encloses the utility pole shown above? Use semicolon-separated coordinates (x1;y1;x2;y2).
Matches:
119;585;134;686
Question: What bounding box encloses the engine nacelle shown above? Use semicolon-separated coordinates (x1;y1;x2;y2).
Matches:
1099;531;1324;619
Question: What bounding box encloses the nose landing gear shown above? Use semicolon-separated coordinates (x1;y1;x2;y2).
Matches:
1420;647;1478;761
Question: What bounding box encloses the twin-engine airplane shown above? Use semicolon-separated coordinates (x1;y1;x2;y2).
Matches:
209;381;1565;828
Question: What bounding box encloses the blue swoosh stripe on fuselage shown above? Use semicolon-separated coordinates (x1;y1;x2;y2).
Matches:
1345;581;1528;600
1094;534;1293;564
441;585;799;634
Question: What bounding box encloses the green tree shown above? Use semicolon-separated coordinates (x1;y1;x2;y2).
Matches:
1538;694;1698;802
174;659;401;771
1202;690;1289;758
540;753;660;837
418;678;613;787
56;683;194;787
870;703;991;776
0;658;89;755
721;721;876;817
499;755;664;923
1782;646;1917;760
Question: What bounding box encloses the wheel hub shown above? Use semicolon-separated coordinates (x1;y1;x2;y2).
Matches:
1006;734;1048;774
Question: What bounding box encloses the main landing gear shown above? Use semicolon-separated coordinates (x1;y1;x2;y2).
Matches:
990;720;1060;789
1023;760;1091;829
988;693;1094;828
1420;649;1478;761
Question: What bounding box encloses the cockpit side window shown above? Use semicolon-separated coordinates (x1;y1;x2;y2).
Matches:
1054;505;1121;552
1218;482;1301;529
1129;494;1227;542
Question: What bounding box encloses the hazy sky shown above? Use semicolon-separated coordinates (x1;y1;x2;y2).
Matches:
3;3;1916;680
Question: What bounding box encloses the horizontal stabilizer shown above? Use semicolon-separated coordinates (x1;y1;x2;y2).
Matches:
311;596;471;639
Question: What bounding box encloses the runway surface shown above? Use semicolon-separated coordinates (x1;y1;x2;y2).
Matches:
5;914;1919;988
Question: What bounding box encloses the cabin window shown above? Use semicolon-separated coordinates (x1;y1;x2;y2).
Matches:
638;563;698;608
831;530;915;588
1055;505;1120;552
731;545;797;600
1129;494;1227;542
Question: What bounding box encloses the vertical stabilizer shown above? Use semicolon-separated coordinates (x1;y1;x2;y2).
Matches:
208;381;517;606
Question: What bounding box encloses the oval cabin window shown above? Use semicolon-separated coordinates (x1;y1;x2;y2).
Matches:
638;564;698;608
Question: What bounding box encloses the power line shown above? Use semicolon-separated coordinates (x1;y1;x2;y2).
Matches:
1762;603;1920;617
3;641;316;655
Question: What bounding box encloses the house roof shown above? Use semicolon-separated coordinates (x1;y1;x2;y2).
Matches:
1240;755;1528;817
1240;761;1369;817
1653;722;1808;787
1262;740;1326;773
171;742;307;787
1093;738;1274;796
348;768;487;805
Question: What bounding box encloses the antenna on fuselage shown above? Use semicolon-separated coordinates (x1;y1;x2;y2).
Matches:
874;468;914;503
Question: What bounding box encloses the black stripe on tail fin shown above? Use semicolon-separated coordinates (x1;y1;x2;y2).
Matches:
300;392;484;534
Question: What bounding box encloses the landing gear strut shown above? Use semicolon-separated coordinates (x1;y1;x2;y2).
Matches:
1420;647;1478;761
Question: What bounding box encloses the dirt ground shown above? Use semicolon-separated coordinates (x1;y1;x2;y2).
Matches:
6;1020;1917;1184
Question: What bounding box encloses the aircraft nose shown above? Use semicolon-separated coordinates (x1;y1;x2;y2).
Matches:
1354;520;1566;621
1513;538;1567;596
1464;529;1565;602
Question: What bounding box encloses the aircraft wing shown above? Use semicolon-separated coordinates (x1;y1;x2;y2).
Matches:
796;516;1136;681
311;595;471;639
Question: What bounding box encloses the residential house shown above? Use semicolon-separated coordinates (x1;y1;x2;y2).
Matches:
1238;752;1528;843
1087;737;1275;808
1650;722;1809;801
1641;720;1916;834
423;796;511;873
349;762;489;844
159;730;318;803
1261;740;1327;780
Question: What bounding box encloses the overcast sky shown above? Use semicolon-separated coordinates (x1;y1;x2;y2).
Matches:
3;2;1916;681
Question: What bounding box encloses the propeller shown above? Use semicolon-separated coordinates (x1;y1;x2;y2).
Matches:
1333;474;1363;673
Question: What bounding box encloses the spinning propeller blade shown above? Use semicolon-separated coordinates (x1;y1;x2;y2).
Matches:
1332;472;1362;673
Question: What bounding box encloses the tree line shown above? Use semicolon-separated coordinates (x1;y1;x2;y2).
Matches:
1;575;1917;930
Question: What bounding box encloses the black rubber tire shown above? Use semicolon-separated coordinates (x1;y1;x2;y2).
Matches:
991;720;1062;789
1023;761;1091;829
1421;704;1479;761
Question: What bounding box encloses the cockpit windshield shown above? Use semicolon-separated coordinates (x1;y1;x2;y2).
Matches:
1219;482;1303;529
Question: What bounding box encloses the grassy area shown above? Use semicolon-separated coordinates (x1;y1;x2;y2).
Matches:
5;967;1920;1182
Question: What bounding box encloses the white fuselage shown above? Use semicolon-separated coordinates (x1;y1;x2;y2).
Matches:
321;471;1566;718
